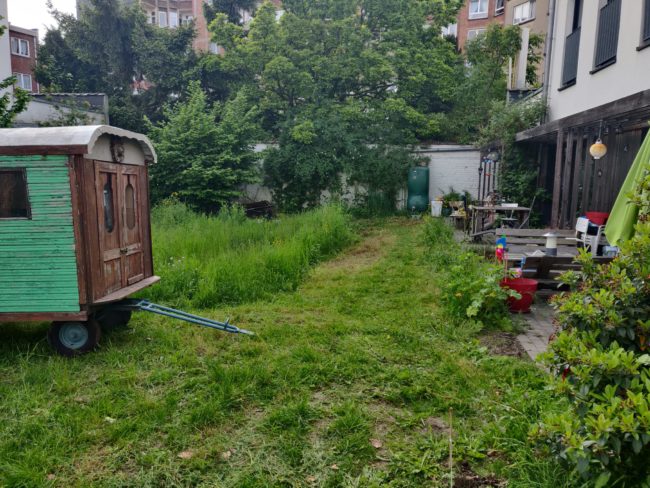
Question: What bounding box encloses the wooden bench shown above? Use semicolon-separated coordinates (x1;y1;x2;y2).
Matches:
517;255;614;298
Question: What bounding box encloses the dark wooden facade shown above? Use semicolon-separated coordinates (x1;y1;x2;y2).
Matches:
516;89;650;229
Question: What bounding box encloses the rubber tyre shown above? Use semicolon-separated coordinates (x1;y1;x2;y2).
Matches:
47;320;102;357
96;309;132;330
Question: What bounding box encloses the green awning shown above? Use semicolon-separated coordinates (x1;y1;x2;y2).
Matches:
605;130;650;246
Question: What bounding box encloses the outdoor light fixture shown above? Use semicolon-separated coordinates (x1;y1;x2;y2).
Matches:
589;121;608;160
544;232;558;256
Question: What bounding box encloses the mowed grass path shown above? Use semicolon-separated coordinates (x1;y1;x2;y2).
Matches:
0;220;569;487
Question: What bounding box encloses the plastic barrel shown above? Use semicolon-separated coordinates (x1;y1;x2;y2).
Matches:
407;167;430;213
500;278;538;313
431;200;443;217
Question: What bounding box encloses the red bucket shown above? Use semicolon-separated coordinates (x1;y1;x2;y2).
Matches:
585;211;609;226
500;278;538;313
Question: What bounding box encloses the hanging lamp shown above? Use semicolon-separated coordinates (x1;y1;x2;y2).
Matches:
589;121;608;160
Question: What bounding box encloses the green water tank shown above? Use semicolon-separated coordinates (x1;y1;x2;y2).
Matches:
407;167;430;212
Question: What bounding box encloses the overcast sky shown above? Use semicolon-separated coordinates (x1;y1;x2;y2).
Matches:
7;0;76;37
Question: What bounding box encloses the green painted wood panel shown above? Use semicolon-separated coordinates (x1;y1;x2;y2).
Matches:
0;155;80;313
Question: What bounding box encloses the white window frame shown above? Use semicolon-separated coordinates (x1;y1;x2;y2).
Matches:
169;11;179;28
10;37;30;57
149;11;156;24
495;0;505;15
182;15;194;26
468;0;489;20
158;11;168;27
513;1;536;25
467;28;486;42
14;73;32;91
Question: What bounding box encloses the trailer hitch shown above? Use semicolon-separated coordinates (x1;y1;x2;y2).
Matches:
110;299;254;336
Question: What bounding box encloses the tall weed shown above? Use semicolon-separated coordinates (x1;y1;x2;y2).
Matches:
148;201;354;308
422;218;511;329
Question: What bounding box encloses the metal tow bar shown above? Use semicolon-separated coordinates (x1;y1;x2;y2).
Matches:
112;299;254;336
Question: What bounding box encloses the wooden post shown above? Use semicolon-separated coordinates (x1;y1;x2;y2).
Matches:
560;130;575;228
568;128;584;228
581;130;595;214
551;130;565;229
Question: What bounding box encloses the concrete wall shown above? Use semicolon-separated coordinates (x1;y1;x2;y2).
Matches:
14;98;107;127
416;145;482;200
547;0;650;121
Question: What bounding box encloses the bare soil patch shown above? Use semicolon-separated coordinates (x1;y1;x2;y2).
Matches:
479;331;527;359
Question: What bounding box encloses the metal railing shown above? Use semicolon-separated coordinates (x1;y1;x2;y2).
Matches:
561;28;581;87
594;0;621;68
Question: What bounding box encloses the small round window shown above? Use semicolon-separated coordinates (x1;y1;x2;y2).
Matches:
125;183;136;230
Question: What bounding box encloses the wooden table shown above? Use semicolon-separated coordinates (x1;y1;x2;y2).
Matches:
470;206;531;235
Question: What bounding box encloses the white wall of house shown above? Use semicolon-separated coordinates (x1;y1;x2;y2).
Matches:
0;0;12;85
416;145;481;199
547;0;650;121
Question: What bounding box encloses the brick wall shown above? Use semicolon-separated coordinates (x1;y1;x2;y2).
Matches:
456;0;505;49
9;28;38;93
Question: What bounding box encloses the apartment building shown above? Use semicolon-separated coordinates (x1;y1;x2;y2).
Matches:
8;24;38;93
451;0;506;48
516;0;650;228
505;0;550;91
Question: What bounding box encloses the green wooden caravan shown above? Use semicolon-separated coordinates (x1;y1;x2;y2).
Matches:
0;125;160;355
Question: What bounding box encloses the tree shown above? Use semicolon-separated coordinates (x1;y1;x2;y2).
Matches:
147;81;260;212
204;0;259;25
209;0;463;211
445;23;544;143
0;20;29;127
36;0;197;132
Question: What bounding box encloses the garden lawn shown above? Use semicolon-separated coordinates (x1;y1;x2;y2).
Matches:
0;219;571;487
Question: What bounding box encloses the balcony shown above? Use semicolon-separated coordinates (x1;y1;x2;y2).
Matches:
561;28;581;88
593;0;621;71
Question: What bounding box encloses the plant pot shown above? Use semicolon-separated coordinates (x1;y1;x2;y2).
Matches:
500;278;538;313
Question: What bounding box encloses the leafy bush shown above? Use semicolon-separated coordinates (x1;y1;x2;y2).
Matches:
532;170;650;486
148;202;355;308
423;218;511;329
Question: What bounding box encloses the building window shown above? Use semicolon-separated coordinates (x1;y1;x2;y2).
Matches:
209;42;220;54
513;1;536;24
642;0;650;43
158;11;168;27
442;23;458;38
149;11;156;24
182;15;194;26
0;169;30;219
10;37;29;57
14;73;32;91
169;11;179;28
560;0;582;88
593;0;621;71
467;29;486;42
468;0;488;20
495;0;505;15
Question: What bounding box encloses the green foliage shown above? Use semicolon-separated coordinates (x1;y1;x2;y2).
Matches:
533;172;650;485
147;82;260;212
204;0;258;24
422;218;512;329
147;202;354;307
210;0;462;211
445;23;544;143
36;0;197;131
37;98;94;127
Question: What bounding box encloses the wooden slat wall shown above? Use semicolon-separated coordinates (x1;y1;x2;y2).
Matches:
0;156;80;312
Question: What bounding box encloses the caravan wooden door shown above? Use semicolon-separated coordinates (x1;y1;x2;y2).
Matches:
94;161;146;298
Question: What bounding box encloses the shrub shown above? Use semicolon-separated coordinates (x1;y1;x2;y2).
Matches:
148;202;355;308
532;170;650;486
422;218;512;329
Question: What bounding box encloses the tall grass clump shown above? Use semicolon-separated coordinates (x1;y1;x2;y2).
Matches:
147;201;354;308
422;218;511;329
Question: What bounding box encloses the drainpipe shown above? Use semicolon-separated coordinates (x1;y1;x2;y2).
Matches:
542;0;557;122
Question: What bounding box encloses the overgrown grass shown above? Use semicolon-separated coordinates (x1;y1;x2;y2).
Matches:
422;217;513;330
147;202;355;308
0;218;572;486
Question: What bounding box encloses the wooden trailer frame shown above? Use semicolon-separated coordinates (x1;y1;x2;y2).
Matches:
0;126;160;353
